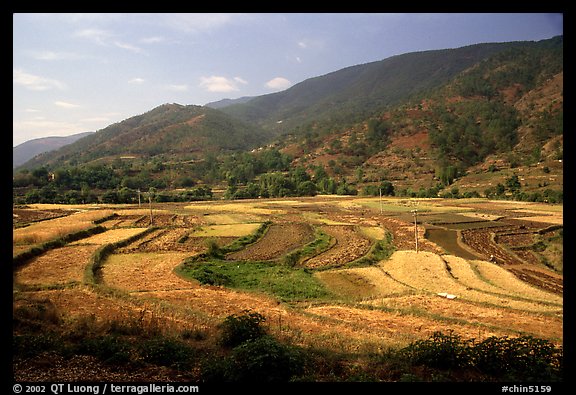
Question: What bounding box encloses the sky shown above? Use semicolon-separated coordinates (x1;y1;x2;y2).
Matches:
13;13;563;147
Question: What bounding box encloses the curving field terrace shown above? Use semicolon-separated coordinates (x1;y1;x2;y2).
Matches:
13;197;563;381
303;225;372;268
225;222;315;261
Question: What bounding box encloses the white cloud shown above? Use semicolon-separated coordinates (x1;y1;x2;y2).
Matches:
13;69;66;91
114;41;145;54
166;84;189;92
128;77;145;84
54;101;81;109
74;28;113;45
158;13;236;33
140;36;165;44
199;76;247;93
234;76;248;85
265;77;292;91
74;28;145;54
29;50;84;61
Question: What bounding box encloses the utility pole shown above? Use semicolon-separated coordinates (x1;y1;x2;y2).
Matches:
137;189;141;207
148;194;153;226
411;209;419;253
379;187;383;214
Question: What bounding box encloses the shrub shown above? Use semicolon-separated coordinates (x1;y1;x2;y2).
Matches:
205;238;223;258
76;335;132;365
190;265;232;286
472;335;562;381
139;337;195;370
219;310;267;348
228;335;305;382
401;331;473;370
202;335;305;382
400;331;563;381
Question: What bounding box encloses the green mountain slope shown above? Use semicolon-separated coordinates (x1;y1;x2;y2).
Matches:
220;39;557;135
18;103;269;170
278;36;562;199
13;37;562;204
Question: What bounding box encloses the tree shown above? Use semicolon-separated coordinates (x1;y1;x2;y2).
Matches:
297;181;317;196
505;175;521;192
380;181;395;196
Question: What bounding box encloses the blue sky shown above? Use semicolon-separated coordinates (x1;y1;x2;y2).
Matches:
13;13;563;146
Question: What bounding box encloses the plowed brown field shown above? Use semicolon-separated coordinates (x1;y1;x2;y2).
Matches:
226;222;314;261
303;225;371;268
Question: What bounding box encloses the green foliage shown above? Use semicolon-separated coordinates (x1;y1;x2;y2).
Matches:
205;238;223;259
473;336;562;381
76;335;132;365
349;231;395;267
138;337;196;370
227;336;305;382
219;310;267;348
180;260;330;302
402;331;473;370
13;333;61;358
401;331;563;381
429;100;520;169
189;265;232;286
202;335;306;382
362;181;395;196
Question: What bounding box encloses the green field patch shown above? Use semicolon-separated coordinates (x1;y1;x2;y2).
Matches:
425;228;480;260
191;223;262;237
176;260;332;302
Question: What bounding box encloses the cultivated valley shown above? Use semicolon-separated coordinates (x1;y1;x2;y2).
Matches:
12;35;563;382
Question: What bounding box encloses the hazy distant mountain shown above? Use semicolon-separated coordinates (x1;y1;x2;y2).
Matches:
13;131;94;168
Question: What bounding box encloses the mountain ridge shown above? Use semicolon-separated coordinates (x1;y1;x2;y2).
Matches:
13;131;94;169
13;36;562;203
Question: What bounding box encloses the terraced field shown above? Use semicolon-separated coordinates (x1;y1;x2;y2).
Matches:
13;197;563;381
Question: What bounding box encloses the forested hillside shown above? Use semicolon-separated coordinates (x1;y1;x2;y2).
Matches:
18;103;269;170
13;36;562;205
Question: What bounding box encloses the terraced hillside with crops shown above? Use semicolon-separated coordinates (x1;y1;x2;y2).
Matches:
13;196;562;381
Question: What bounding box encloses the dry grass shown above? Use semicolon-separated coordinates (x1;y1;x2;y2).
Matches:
202;213;262;225
13;209;114;247
470;260;563;305
15;245;101;286
111;208;170;216
380;251;561;313
301;212;351;225
442;255;510;295
191;223;262;237
69;228;148;245
13;198;564;360
101;252;193;292
184;203;285;215
359;226;387;240
315;267;412;299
